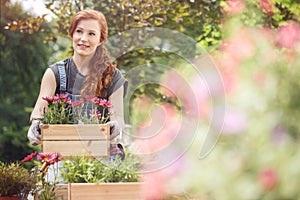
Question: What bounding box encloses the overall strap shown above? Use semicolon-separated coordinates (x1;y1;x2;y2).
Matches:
56;61;67;93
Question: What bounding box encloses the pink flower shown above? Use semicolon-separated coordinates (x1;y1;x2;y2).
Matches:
98;99;112;108
38;153;61;165
53;95;60;104
21;151;37;163
64;97;72;104
42;96;54;103
58;94;68;99
223;0;245;15
277;21;300;49
260;168;278;191
85;95;96;102
71;100;83;107
260;0;274;16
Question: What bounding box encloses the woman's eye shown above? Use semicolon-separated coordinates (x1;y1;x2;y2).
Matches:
76;29;82;33
89;32;95;36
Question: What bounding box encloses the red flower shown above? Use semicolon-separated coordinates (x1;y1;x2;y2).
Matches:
38;153;61;165
260;168;278;191
21;151;37;163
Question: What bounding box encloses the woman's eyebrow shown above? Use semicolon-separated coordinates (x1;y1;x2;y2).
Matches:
76;26;98;32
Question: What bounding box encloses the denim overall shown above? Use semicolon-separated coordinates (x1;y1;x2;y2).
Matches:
56;61;124;160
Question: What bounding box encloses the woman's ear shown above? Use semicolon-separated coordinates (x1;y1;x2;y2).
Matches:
98;40;104;47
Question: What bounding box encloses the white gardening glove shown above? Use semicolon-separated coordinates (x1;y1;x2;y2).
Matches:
27;119;42;145
106;120;122;144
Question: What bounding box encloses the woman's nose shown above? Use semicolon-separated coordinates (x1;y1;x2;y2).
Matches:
80;33;87;41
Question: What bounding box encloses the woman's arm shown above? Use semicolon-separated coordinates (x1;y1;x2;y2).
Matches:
29;68;56;122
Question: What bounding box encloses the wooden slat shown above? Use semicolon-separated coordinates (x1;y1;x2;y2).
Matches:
41;124;109;140
69;183;144;200
42;140;109;157
56;184;69;200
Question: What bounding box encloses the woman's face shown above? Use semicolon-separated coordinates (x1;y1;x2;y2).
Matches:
72;19;101;58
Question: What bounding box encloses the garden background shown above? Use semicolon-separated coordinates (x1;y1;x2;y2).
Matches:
1;0;300;199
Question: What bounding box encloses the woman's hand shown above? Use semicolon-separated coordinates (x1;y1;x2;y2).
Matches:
106;120;122;143
27;120;42;145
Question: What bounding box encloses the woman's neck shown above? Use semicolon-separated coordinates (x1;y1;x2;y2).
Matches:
72;54;93;75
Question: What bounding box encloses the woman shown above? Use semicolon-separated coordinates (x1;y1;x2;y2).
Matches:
28;9;127;159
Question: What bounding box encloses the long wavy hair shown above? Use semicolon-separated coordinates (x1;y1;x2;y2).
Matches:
69;10;115;98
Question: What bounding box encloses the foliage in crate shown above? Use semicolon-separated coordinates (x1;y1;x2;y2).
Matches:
60;151;141;183
42;94;112;124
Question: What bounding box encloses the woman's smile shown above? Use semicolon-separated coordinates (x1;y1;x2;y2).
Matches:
77;43;90;49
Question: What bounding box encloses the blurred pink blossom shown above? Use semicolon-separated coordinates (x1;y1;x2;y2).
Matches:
215;50;240;94
223;0;245;15
160;70;186;99
260;168;278;191
213;107;247;134
141;171;167;199
160;70;203;118
277;21;300;49
221;29;255;61
136;103;181;154
141;155;185;199
260;0;274;16
217;29;255;94
135;101;187;199
182;76;210;119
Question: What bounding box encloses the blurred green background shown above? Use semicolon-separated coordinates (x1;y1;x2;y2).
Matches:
1;0;300;199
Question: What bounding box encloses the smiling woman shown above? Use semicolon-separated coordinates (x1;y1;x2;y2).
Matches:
27;9;128;159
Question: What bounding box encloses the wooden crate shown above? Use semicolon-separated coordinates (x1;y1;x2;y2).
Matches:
41;124;110;158
68;183;143;200
36;183;143;200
